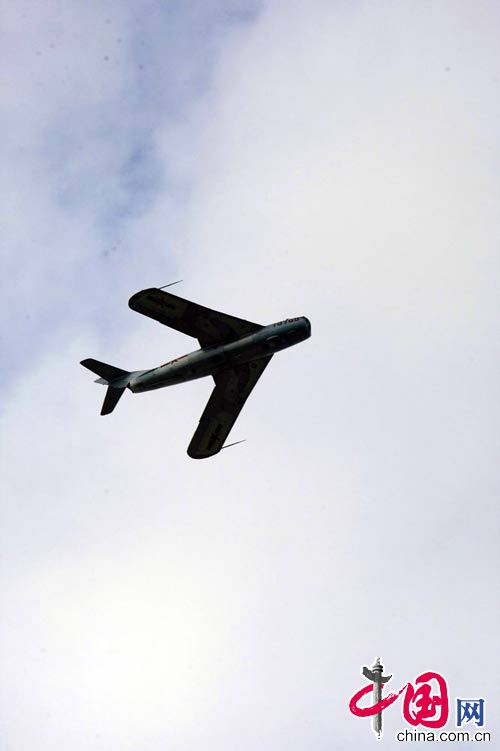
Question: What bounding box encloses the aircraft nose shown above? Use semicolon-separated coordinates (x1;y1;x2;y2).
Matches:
303;316;311;336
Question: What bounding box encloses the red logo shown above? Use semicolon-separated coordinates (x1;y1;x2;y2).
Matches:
349;658;449;739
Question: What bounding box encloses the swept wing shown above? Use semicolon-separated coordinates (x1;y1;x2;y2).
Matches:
188;356;272;459
129;287;262;348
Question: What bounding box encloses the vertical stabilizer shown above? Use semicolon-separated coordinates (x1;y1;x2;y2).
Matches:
101;386;126;415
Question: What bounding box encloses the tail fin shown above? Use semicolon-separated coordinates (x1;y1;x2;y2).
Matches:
100;385;126;415
80;358;131;416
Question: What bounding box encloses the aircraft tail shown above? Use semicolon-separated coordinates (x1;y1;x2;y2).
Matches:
80;358;131;415
100;384;126;415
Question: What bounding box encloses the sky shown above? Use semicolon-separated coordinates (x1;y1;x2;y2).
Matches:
1;1;499;748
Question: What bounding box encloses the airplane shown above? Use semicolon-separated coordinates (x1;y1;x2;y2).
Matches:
81;286;311;459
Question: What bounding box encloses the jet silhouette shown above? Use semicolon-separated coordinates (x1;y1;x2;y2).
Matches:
81;287;311;458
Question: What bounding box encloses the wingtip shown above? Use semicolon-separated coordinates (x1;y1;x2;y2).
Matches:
128;289;149;309
129;281;183;309
187;445;221;460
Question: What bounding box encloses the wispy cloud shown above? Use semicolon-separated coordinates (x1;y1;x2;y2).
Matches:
1;0;260;380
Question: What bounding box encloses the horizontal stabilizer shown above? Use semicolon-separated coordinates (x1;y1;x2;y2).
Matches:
81;358;129;384
101;386;126;415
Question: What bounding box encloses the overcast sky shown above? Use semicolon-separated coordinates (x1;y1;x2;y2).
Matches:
1;1;499;748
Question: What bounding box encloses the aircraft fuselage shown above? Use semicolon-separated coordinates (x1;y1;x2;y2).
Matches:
129;316;311;393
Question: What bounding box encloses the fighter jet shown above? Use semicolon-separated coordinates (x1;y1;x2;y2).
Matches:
81;287;311;458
